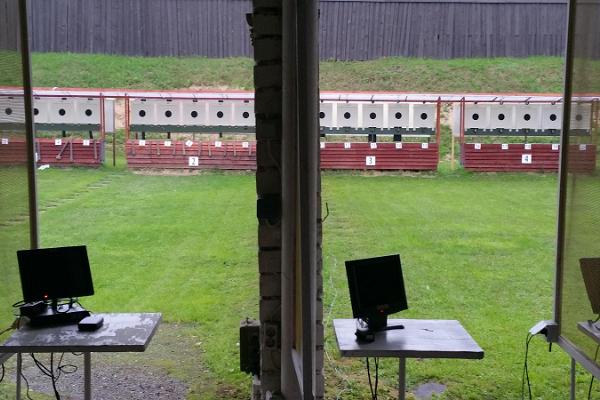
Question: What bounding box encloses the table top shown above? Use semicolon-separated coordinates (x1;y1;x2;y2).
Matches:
333;318;484;359
0;313;161;353
578;321;600;344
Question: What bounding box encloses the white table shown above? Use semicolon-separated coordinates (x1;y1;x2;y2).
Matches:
333;318;484;400
0;313;161;400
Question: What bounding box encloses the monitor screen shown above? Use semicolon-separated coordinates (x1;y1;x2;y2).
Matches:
17;246;94;303
345;254;408;319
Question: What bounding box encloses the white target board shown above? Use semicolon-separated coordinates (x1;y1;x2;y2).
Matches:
411;104;436;129
387;103;410;128
131;99;156;125
188;156;199;167
464;104;491;130
361;103;384;129
182;101;207;125
515;104;542;130
366;156;376;166
541;104;562;130
336;103;359;128
522;154;532;164
208;101;232;126
489;104;515;129
319;102;334;127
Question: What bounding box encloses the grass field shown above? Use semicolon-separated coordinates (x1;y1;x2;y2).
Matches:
1;52;597;398
2;166;598;399
25;52;566;93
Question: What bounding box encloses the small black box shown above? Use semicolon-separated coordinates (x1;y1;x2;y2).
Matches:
240;319;260;375
78;315;104;331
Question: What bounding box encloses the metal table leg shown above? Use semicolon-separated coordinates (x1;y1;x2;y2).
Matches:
570;358;576;400
399;357;406;400
84;352;91;400
16;353;22;400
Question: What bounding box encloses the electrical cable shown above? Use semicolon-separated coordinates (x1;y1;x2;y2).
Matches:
0;326;14;336
30;353;62;400
375;357;379;398
20;369;35;400
587;344;600;400
366;357;379;400
50;353;61;400
521;332;534;400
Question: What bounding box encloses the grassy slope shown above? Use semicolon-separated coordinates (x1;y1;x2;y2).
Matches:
3;168;595;399
30;52;565;93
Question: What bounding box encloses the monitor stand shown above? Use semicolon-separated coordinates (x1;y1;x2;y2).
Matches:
355;314;405;343
28;299;90;328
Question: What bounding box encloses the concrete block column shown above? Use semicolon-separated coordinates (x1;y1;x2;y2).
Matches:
251;0;283;398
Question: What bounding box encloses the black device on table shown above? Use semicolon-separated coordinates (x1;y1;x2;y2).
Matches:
345;254;408;343
16;245;96;328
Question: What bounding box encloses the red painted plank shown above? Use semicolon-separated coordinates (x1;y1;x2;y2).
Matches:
462;143;596;173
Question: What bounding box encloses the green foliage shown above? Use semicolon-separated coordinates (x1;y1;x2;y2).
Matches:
320;56;566;93
31;53;255;90
30;53;567;93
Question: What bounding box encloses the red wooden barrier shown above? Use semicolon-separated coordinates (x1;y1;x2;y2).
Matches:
125;139;257;170
0;138;104;167
0;138;27;165
37;138;105;167
320;142;438;171
462;143;596;173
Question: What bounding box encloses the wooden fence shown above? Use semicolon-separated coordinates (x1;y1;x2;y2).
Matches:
1;0;579;59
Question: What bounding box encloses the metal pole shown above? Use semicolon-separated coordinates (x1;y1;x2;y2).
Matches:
297;0;319;397
570;358;576;400
451;135;455;170
399;358;406;400
435;97;441;145
84;352;92;400
19;0;39;250
16;353;22;400
555;0;578;327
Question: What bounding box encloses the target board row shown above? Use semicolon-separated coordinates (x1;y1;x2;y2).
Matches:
0;96;594;133
453;103;592;132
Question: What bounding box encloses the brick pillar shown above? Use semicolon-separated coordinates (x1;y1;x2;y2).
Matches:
251;0;283;398
251;0;324;398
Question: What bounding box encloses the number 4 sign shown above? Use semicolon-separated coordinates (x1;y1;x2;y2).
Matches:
522;154;532;164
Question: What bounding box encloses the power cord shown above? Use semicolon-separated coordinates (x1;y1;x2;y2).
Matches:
30;352;82;400
366;357;379;400
588;344;600;400
521;332;534;400
20;369;35;400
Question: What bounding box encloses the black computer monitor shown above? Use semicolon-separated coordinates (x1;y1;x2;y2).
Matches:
345;254;408;331
17;245;94;304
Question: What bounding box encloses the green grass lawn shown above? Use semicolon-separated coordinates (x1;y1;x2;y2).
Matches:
25;52;567;93
2;167;597;399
